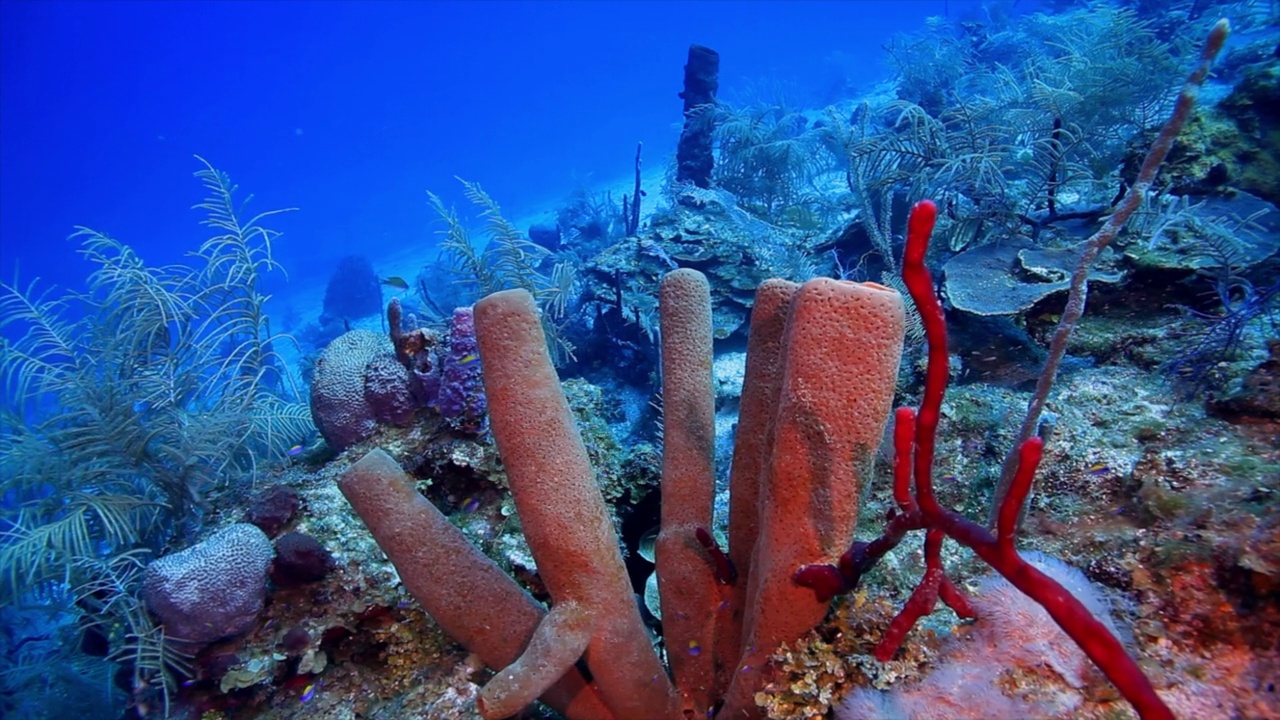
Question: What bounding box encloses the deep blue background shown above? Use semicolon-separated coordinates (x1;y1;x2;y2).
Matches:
1;0;1003;307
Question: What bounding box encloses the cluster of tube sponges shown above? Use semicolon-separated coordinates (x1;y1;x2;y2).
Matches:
339;270;906;719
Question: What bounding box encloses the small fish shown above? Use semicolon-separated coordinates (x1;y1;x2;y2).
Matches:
287;444;305;457
687;639;702;657
1087;462;1110;476
457;353;480;365
381;276;409;290
300;682;318;702
461;497;480;513
939;474;958;484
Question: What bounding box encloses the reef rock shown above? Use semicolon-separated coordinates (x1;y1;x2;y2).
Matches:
944;239;1124;316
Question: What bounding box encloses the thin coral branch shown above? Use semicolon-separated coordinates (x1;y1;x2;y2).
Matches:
991;18;1231;527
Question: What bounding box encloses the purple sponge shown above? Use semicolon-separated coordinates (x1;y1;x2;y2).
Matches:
435;306;488;433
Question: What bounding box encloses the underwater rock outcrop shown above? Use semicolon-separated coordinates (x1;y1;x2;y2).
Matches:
583;184;817;346
1144;56;1280;205
1209;339;1280;421
241;483;301;537
944;240;1125;316
270;532;334;587
320;254;383;323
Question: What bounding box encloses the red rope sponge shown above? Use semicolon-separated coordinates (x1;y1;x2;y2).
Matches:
796;200;1173;720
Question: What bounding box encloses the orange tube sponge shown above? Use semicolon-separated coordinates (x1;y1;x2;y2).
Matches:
474;289;680;719
724;278;800;664
722;278;905;718
655;269;723;713
337;448;611;719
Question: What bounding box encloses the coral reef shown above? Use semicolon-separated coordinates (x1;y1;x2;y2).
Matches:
17;6;1280;720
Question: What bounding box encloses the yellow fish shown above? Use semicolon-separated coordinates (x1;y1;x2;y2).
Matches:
381;276;409;290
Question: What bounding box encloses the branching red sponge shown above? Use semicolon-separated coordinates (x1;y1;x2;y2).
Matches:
796;200;1174;720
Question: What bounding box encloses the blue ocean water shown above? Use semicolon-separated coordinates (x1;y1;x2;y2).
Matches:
2;0;1005;300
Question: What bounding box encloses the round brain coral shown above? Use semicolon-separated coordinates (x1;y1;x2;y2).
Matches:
310;329;429;451
142;523;274;646
309;329;387;450
363;352;419;426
